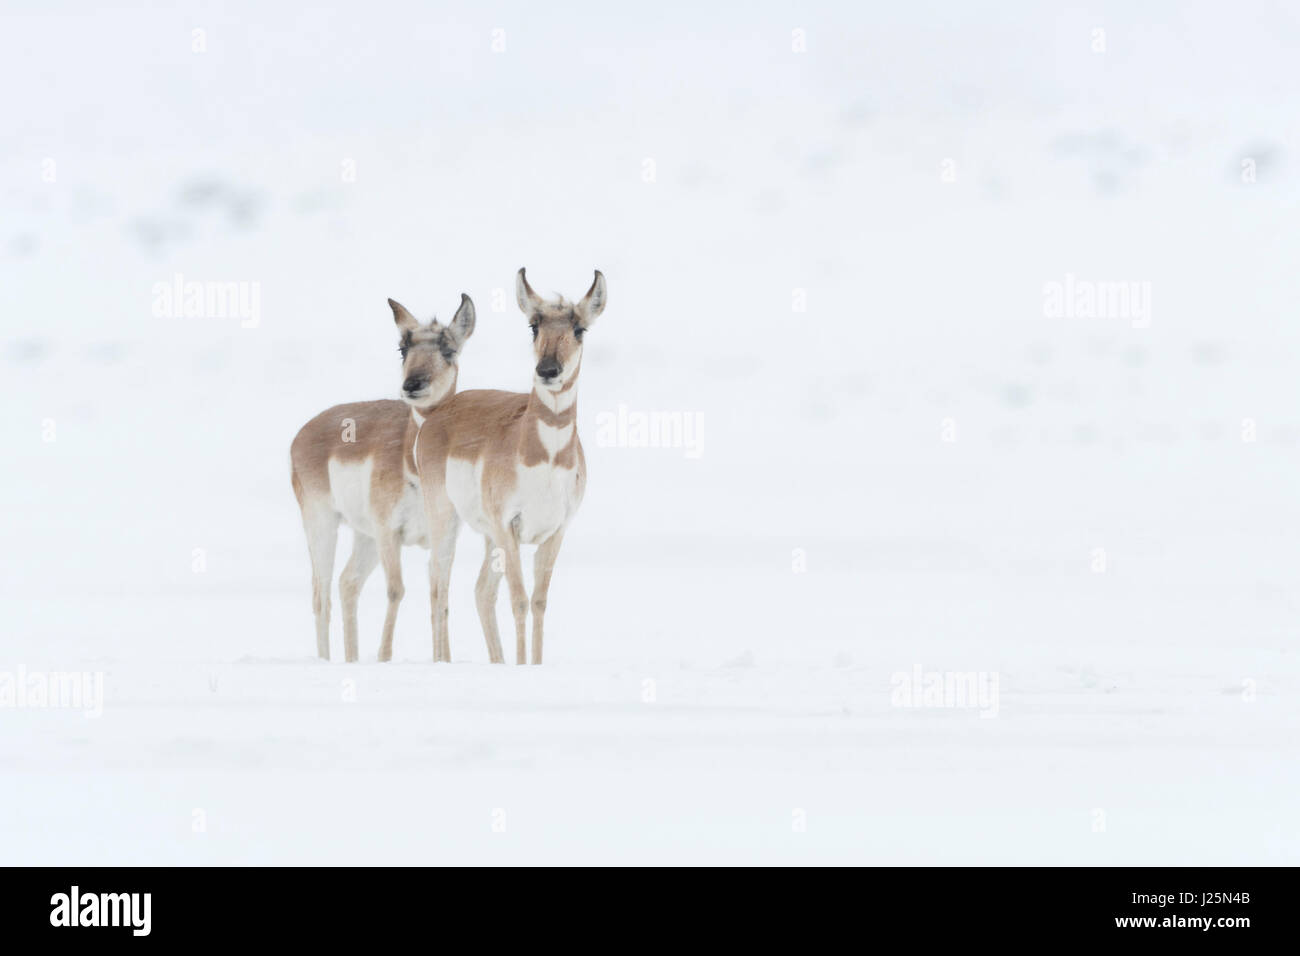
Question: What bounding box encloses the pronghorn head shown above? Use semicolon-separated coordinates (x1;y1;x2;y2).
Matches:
389;294;475;409
515;268;606;391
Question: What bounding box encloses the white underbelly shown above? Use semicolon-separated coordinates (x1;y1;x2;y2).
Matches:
508;462;582;544
327;458;379;537
446;458;493;535
328;458;430;548
446;459;582;544
391;479;430;548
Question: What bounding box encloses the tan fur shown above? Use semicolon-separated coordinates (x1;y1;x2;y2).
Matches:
291;400;422;506
415;269;605;664
417;389;588;517
289;295;475;662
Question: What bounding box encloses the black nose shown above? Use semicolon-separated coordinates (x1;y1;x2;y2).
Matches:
536;358;561;380
403;376;428;393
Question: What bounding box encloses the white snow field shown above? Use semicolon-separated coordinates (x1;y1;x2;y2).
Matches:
2;2;1298;864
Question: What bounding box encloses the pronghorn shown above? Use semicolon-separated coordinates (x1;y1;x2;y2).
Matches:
415;269;606;664
289;294;475;662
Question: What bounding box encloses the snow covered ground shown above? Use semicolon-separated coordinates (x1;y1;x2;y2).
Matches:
2;1;1298;864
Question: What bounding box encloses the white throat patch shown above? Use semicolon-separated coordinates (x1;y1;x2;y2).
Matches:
534;384;577;413
411;406;425;469
536;419;574;458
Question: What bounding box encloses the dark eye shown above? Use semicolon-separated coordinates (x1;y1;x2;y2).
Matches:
574;326;585;341
530;324;539;341
441;349;455;362
398;345;408;359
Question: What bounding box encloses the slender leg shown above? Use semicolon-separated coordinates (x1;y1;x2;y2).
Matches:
302;505;340;660
474;536;505;664
435;520;459;662
338;533;379;663
530;527;566;666
375;531;404;663
429;512;460;662
420;487;457;663
434;556;444;660
492;524;529;665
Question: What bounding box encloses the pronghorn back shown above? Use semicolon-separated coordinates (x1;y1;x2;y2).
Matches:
290;399;423;541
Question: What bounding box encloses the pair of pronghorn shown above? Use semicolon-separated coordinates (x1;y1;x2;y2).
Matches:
289;268;606;665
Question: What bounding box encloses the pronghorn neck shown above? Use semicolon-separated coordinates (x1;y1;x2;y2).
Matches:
529;378;577;416
407;368;457;429
406;367;456;472
521;373;580;465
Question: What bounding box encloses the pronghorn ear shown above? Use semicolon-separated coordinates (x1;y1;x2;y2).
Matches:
515;267;543;316
388;298;419;332
575;270;607;327
447;293;475;345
